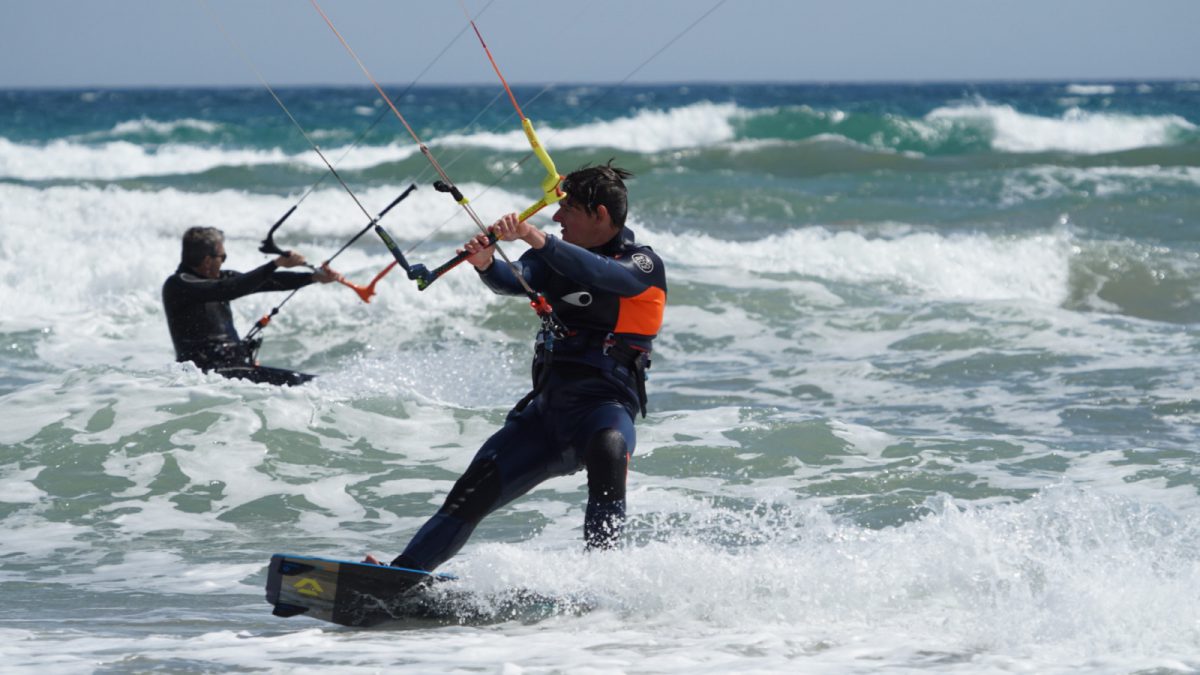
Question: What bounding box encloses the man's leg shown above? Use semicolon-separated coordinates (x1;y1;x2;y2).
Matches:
393;407;556;572
583;428;629;550
391;458;502;571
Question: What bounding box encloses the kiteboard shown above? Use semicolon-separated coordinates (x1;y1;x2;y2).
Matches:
265;553;454;627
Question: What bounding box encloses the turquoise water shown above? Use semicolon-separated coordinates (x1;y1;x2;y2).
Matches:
2;81;1200;672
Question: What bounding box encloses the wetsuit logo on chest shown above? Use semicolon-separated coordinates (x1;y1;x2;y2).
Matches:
562;291;593;307
631;253;654;273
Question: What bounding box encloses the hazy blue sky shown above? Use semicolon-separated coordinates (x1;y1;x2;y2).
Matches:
3;0;1198;88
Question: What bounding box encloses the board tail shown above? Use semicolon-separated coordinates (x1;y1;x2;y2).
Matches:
265;553;451;627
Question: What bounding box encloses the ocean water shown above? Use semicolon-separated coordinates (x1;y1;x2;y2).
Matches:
2;80;1200;673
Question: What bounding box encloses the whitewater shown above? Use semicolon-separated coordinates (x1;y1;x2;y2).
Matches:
2;80;1200;673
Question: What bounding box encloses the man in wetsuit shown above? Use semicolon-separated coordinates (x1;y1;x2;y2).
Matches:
367;163;666;572
162;226;343;386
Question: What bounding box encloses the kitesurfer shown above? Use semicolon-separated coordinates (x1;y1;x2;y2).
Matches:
367;162;666;571
162;226;344;386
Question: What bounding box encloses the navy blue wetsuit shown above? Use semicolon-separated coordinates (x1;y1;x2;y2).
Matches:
395;227;666;571
162;262;315;385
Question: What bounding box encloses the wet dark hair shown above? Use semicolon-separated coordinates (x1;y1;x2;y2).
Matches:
560;160;633;228
181;226;224;268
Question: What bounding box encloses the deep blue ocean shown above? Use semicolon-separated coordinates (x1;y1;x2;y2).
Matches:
2;80;1199;672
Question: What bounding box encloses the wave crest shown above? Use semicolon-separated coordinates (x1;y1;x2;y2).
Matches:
441;101;742;153
926;102;1196;154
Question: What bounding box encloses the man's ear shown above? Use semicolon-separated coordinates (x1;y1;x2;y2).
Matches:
595;203;615;228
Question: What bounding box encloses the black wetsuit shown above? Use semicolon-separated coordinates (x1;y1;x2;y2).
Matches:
162;261;315;386
394;227;667;571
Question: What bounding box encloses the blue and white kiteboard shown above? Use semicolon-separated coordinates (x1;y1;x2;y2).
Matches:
265;553;455;627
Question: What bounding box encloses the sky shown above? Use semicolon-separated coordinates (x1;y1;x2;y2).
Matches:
2;0;1199;88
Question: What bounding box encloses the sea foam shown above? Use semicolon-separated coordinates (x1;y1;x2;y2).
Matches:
654;225;1074;305
0;137;419;180
441;101;742;153
926;102;1195;154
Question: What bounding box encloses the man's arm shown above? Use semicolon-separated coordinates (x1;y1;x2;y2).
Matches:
535;235;660;297
258;269;318;293
476;253;543;296
168;251;340;303
481;211;657;296
460;217;545;296
169;261;286;303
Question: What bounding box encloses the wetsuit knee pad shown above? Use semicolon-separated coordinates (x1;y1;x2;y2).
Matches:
440;459;502;524
585;429;628;502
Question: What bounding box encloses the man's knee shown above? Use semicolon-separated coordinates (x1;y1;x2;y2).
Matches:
585;428;628;501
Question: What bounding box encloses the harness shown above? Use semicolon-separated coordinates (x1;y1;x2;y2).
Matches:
513;328;652;418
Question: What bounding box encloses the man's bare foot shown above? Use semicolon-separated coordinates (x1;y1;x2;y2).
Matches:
363;554;384;565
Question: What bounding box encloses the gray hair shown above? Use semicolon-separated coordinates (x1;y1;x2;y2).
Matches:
181;226;224;268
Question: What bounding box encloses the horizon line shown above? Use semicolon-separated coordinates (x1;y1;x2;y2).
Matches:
4;75;1199;92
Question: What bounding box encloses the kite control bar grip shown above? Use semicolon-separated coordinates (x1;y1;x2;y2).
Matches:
433;180;467;204
416;231;500;291
378;184;417;219
373;223;431;283
259;205;298;255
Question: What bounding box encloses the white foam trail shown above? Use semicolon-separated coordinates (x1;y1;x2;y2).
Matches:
926;103;1195;154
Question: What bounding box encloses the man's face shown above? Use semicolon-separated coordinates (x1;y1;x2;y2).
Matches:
197;242;226;279
552;199;617;249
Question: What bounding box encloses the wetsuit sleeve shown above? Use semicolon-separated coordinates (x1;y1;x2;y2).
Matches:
535;235;659;296
169;262;311;303
260;270;316;292
476;250;547;296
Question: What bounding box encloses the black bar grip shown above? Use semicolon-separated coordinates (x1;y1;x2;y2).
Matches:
259;205;297;255
416;231;499;291
379;183;417;219
373;224;412;273
432;180;465;203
